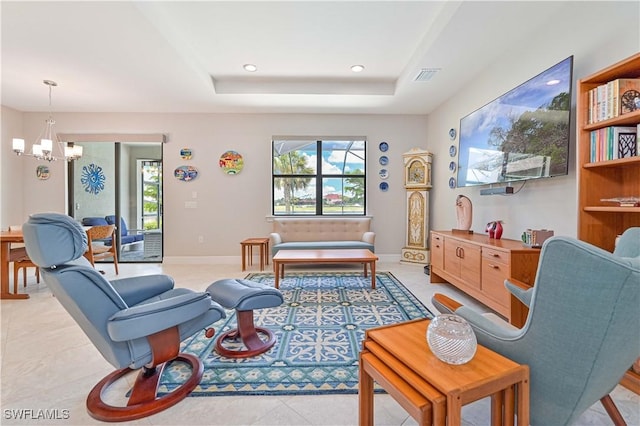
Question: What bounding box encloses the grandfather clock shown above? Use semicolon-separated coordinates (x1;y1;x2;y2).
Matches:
400;148;433;265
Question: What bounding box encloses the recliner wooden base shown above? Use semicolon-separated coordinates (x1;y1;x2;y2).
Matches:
86;353;203;422
215;310;276;358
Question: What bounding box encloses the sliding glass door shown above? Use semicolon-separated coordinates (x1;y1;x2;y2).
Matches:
68;141;163;263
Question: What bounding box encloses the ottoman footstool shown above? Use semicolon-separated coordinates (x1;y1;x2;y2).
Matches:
207;278;284;358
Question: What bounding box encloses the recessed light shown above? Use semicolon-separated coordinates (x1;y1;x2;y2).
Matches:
351;65;365;73
243;64;257;72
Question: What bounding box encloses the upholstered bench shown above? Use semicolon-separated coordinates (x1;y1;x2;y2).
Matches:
206;279;283;358
269;217;375;255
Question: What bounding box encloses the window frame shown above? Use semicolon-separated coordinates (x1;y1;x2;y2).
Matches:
272;138;367;216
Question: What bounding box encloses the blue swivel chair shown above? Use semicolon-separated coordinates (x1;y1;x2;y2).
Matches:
432;228;640;426
23;213;226;422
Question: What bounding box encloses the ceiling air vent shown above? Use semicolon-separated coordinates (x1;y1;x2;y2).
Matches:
414;68;441;82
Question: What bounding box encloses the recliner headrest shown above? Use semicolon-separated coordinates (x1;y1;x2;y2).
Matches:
23;213;87;268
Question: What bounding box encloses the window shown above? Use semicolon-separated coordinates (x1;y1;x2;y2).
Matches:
272;139;366;215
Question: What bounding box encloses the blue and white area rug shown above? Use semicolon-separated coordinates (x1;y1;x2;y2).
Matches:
159;271;433;396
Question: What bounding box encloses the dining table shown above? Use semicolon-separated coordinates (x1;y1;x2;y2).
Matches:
0;229;30;299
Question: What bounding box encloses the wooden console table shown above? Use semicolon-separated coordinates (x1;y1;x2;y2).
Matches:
430;231;540;327
359;319;529;426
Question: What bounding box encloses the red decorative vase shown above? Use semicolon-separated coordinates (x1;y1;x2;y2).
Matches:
486;222;496;239
494;221;503;239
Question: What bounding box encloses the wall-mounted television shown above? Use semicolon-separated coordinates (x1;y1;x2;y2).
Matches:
456;56;573;188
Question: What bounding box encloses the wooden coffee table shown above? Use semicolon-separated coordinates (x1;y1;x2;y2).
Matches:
272;249;378;289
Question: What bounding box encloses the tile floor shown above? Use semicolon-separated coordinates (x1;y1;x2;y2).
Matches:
1;260;638;425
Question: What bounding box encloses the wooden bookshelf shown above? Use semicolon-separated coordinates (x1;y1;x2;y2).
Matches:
577;52;640;394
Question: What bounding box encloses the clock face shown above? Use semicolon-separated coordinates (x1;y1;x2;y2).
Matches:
621;90;640;113
410;168;424;182
407;161;425;184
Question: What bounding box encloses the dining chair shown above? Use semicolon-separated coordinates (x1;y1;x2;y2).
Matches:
9;225;40;293
84;224;119;275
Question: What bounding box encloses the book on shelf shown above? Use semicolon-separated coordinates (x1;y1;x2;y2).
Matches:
589;126;637;162
587;78;640;124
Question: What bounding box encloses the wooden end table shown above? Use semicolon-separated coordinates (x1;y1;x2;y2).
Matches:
359;319;529;426
272;249;378;289
240;238;270;271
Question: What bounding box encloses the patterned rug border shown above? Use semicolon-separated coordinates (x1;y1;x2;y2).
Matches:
160;271;433;397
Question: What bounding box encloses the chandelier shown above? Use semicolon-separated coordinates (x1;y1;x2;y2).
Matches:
12;80;83;162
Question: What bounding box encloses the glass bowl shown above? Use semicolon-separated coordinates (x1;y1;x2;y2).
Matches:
426;314;477;365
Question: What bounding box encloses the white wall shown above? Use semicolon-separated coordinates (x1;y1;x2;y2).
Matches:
2;112;428;258
427;1;639;241
1;107;26;227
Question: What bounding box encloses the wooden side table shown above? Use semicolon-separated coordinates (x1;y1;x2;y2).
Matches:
240;238;270;271
359;319;529;426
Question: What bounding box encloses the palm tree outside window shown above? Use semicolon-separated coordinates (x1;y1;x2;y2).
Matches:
272;139;366;215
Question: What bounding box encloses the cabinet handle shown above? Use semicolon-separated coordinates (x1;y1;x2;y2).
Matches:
487;264;499;269
458;247;465;259
492;253;500;258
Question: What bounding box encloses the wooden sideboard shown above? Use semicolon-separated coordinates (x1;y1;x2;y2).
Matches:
430;231;540;327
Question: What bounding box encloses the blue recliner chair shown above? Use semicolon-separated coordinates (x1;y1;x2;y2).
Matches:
23;213;226;422
432;228;640;425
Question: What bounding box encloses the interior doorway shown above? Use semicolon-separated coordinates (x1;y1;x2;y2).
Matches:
66;138;163;264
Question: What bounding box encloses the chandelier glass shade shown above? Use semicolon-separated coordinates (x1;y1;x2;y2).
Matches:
12;80;83;162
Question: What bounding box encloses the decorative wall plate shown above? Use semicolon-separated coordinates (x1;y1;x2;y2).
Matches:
180;147;193;160
449;161;457;172
379;155;389;166
449;128;457;140
81;163;106;195
379;169;389;179
449;177;456;189
449;145;457;157
36;165;50;180
379;141;389;152
174;165;198;181
379;182;389;192
219;150;244;174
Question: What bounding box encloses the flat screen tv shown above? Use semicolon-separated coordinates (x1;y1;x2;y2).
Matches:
456;56;573;188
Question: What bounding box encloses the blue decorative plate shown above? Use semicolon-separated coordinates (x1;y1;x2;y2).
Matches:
174;165;198;181
449;161;457;172
379;142;389;152
379;169;388;179
449;145;457;157
379;155;389;166
379;182;389;191
180;147;193;160
449;177;456;189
